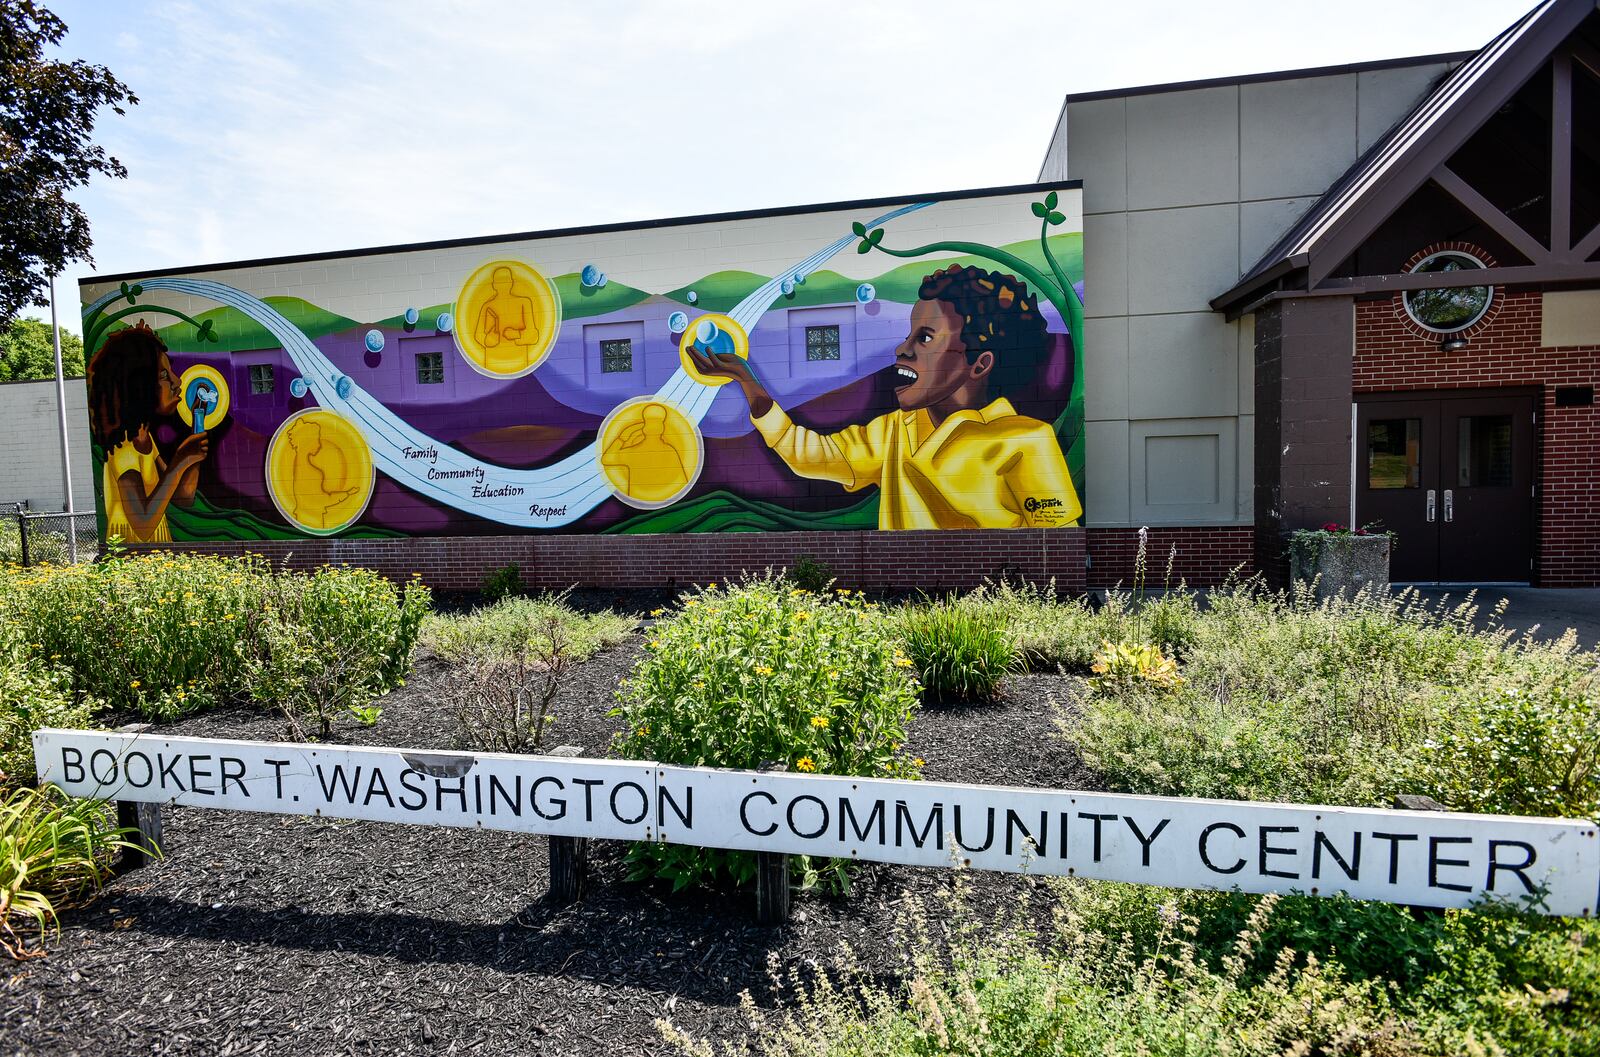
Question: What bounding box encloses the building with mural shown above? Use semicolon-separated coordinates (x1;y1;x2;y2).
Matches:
72;0;1599;590
79;187;1088;588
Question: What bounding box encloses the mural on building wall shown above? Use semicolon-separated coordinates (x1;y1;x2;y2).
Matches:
81;188;1085;542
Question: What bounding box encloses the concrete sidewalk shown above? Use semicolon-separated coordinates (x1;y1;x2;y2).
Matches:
1406;587;1600;650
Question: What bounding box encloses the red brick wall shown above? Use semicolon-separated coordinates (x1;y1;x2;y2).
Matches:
1354;284;1600;586
1085;527;1254;589
133;528;1088;594
133;524;1267;594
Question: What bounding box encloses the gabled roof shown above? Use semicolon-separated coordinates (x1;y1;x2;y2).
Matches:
1213;0;1599;315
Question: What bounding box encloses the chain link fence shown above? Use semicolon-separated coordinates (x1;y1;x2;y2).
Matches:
1;508;100;567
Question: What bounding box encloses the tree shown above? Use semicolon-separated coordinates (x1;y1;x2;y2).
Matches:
0;316;83;380
0;1;135;324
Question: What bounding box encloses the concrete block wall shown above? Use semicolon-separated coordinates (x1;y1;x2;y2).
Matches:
1039;57;1457;534
0;378;95;512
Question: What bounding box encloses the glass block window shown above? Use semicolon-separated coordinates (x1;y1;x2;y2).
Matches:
805;325;841;361
600;338;634;374
248;363;275;395
415;351;445;385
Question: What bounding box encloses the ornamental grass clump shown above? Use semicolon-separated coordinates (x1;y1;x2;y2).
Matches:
895;600;1018;704
0;786;133;960
613;576;920;891
423;591;633;664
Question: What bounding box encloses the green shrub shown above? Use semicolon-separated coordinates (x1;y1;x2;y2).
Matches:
664;884;1439;1057
664;880;1600;1057
1406;680;1599;820
895;600;1018;704
1088;639;1183;695
613;578;920;891
1067;581;1598;807
423;593;633;664
480;562;523;601
0;645;96;792
1052;879;1600;1056
240;567;429;738
788;554;833;593
0;554;429;723
1;786;133;959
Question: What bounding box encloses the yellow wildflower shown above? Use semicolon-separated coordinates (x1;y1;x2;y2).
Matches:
129;680;141;689
650;608;664;617
914;758;925;767
795;757;816;772
754;665;774;676
809;716;829;729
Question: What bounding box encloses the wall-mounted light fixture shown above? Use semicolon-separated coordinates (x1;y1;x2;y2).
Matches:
1440;336;1469;353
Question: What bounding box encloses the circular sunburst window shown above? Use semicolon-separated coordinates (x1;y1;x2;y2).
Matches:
1403;250;1492;334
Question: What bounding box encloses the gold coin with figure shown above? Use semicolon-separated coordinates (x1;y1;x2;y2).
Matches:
452;259;562;378
597;397;703;509
265;409;375;535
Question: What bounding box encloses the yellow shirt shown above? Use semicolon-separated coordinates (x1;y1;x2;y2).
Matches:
752;397;1082;531
103;439;172;544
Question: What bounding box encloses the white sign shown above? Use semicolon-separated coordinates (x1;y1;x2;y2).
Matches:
34;729;1600;917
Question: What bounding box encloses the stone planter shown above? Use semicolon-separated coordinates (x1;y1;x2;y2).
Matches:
1288;531;1391;601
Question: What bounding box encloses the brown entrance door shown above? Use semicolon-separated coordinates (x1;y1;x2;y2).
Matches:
1356;392;1535;583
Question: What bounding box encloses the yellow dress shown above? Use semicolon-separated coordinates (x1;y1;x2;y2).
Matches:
102;439;172;543
752;397;1082;530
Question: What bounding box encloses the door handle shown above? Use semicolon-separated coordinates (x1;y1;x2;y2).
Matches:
1426;489;1436;522
1443;489;1453;523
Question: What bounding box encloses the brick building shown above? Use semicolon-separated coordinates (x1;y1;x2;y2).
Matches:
74;0;1599;591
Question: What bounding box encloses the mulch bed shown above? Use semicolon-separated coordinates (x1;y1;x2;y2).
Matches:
1;635;1096;1057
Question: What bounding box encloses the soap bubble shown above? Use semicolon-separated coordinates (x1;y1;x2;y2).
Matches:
596;272;608;288
668;311;689;334
403;307;420;326
855;283;876;305
794;272;806;285
780;277;795;296
335;375;353;400
364;329;385;353
686;290;698;304
436;312;454;333
289;377;308;399
581;264;602;288
694;319;720;345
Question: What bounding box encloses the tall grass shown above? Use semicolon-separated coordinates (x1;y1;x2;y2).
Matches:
894;600;1018;703
422;592;635;663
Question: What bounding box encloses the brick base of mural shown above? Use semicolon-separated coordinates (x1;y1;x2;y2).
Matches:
130;525;1263;594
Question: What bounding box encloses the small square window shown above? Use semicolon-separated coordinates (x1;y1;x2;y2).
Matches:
415;351;445;385
600;338;634;374
249;363;275;395
805;325;841;361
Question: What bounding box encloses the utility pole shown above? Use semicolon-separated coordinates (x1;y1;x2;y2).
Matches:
49;273;78;563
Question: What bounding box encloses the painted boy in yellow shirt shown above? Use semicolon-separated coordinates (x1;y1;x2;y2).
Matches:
687;264;1081;530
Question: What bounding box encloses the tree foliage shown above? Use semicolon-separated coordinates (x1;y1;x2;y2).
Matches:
0;1;135;324
0;316;83;380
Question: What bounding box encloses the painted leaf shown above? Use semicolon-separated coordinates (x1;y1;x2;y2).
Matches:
1047;210;1065;226
869;228;884;245
857;242;872;254
1032;202;1048;218
1045;190;1058;210
851;221;867;237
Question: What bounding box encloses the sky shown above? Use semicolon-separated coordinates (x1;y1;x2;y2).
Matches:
27;0;1526;324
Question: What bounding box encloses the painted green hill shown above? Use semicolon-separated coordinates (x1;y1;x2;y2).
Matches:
154;297;358;355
